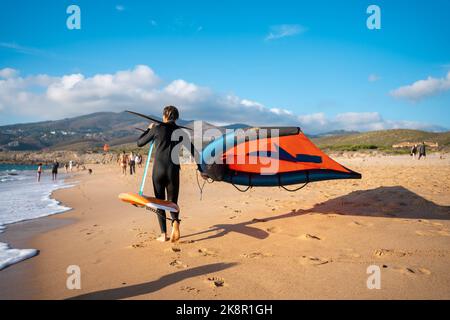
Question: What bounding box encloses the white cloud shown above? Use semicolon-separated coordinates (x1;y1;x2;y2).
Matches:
0;65;445;133
368;74;380;82
0;68;19;79
390;72;450;101
265;24;306;41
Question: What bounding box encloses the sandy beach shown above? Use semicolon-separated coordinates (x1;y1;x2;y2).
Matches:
0;154;449;300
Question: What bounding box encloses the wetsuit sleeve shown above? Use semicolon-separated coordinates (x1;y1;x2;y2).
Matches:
137;128;155;147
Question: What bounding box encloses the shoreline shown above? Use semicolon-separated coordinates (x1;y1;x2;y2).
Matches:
0;172;79;298
0;155;449;299
0;169;76;272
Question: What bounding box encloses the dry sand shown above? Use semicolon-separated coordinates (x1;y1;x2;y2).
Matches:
0;153;449;299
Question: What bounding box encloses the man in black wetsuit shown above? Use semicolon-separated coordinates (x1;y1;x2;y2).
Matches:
137;106;199;242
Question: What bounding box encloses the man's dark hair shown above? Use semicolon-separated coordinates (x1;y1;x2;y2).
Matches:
163;105;179;122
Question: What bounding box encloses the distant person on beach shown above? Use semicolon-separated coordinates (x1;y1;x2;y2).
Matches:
129;151;136;175
51;160;59;181
418;142;426;160
64;163;69;173
135;153;142;169
411;144;418;159
37;163;43;182
118;151;128;175
69;160;73;172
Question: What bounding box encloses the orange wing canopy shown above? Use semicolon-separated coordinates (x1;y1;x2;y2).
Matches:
225;131;352;175
200;127;361;187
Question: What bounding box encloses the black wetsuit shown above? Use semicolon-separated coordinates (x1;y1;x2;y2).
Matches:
137;122;197;233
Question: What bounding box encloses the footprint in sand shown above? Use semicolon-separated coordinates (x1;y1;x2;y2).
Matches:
164;246;182;253
131;235;155;248
136;231;149;239
252;218;268;223
240;252;273;259
197;248;218;257
205;277;226;288
131;242;146;248
266;226;281;234
298;256;331;266
179;240;196;244
388;266;431;276
181;286;200;294
169;259;188;269
373;249;411;258
298;234;322;241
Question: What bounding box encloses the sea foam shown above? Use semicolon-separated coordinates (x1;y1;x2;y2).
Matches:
0;167;73;270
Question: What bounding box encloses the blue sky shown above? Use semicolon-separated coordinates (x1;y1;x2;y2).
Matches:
0;0;449;132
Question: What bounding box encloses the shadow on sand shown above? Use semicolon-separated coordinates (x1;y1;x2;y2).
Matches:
182;186;450;242
68;262;236;300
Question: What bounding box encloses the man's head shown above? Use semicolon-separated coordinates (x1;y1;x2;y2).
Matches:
163;105;179;123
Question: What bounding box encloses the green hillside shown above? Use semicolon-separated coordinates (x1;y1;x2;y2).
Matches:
312;129;450;152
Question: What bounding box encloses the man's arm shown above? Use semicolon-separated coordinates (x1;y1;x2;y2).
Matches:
137;126;156;147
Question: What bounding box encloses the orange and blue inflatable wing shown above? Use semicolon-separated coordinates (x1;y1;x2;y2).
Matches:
200;127;361;187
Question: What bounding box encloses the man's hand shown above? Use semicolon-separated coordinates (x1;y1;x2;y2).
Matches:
148;122;155;130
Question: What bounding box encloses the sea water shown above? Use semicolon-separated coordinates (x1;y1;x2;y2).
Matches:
0;164;73;270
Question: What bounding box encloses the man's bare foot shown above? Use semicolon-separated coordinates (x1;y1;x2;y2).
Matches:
156;234;168;242
170;220;180;243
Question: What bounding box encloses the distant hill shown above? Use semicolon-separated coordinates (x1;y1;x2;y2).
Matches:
313;129;450;152
1;112;448;153
0;112;149;151
0;111;230;151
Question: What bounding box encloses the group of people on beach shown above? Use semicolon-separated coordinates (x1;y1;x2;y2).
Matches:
411;142;427;160
118;151;143;176
36;160;60;182
36;159;88;182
